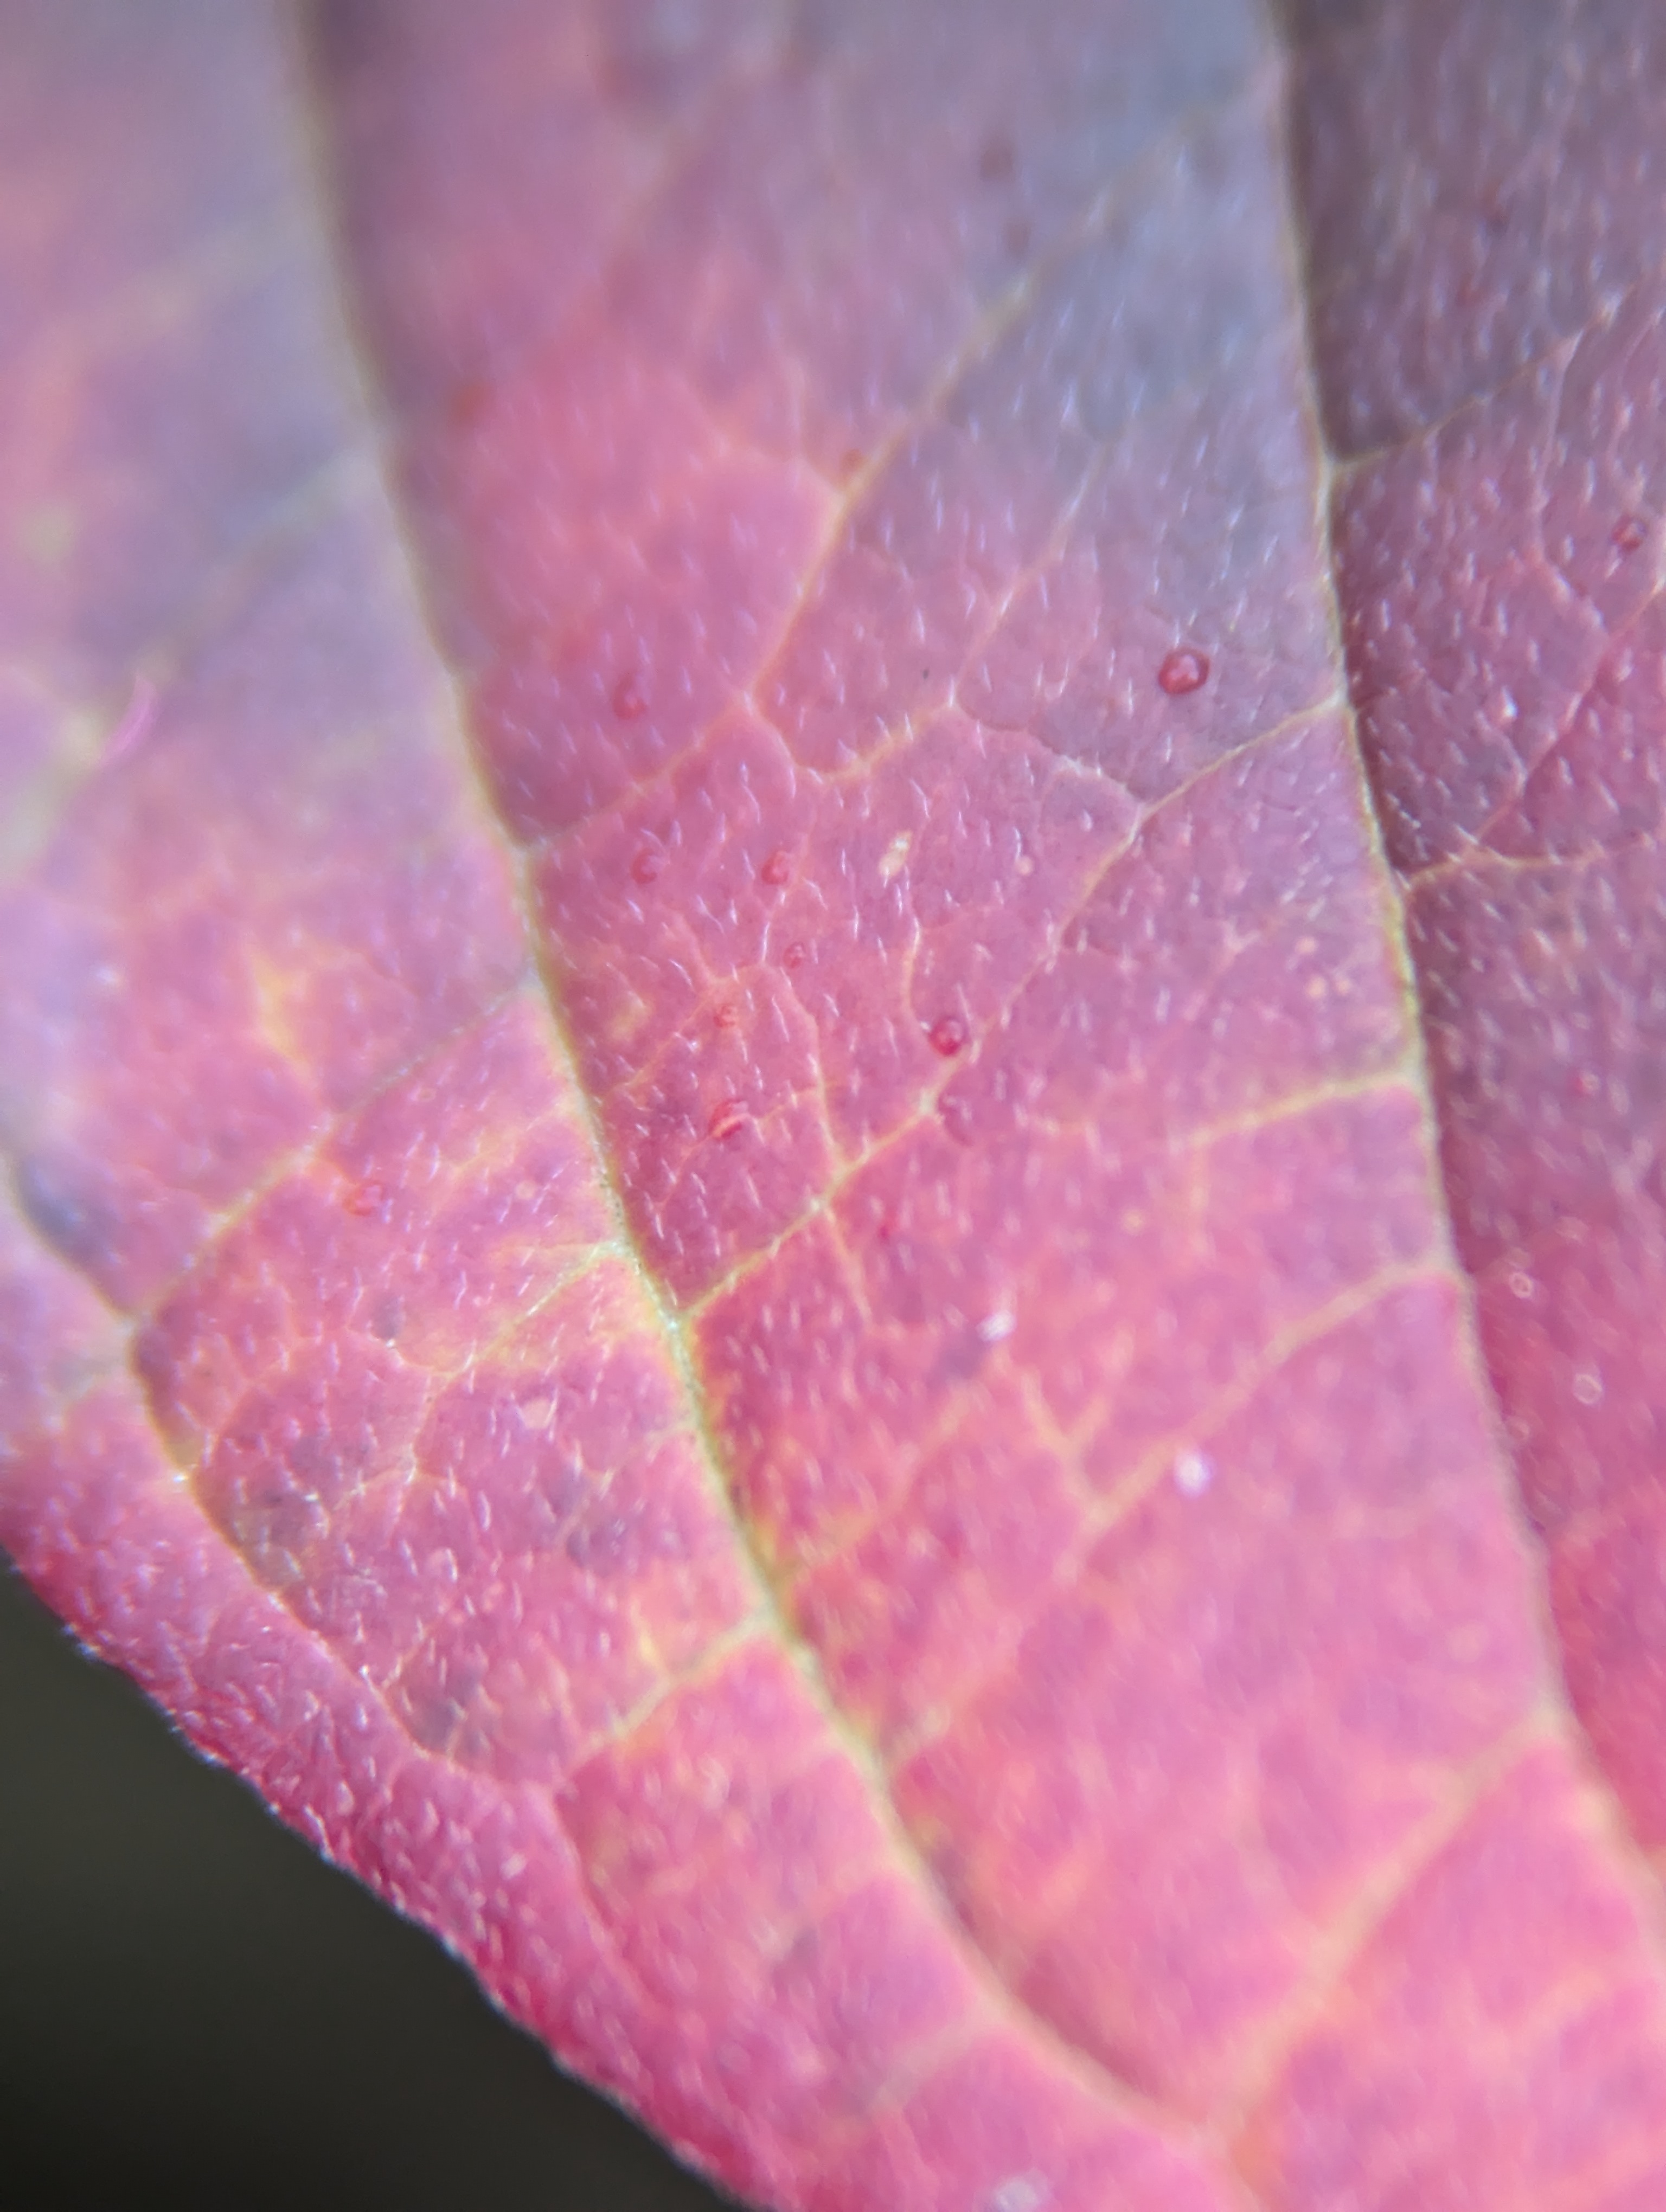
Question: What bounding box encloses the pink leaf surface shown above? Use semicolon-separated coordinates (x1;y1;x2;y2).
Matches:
5;3;1666;2206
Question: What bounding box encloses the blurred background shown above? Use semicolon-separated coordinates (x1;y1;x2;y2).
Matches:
0;1561;740;2211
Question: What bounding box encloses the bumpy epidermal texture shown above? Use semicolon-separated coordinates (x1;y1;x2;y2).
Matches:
0;7;1232;2208
325;0;1666;2202
9;3;1666;2209
1292;0;1666;1877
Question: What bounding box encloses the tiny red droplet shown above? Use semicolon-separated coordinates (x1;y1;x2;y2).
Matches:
928;1013;968;1058
631;845;664;885
1613;513;1649;555
708;1099;749;1141
782;940;808;970
760;847;793;887
713;1001;740;1031
344;1179;387;1219
612;671;648;721
1157;646;1210;697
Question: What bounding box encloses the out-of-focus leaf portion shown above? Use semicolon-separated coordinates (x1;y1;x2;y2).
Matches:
1297;0;1666;1873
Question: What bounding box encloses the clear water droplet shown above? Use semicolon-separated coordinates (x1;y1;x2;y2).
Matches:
1157;646;1210;697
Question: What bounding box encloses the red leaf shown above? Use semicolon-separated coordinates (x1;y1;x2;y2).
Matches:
6;3;1666;2206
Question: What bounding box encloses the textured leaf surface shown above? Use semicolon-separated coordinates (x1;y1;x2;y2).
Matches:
5;2;1666;2207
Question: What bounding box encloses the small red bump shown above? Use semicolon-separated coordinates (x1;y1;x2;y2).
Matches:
612;671;648;721
1613;513;1649;555
713;1001;740;1031
631;845;664;885
708;1099;749;1141
781;940;809;970
928;1013;968;1058
446;376;492;432
343;1179;387;1219
939;1091;975;1146
760;847;793;887
1157;646;1210;697
978;134;1016;184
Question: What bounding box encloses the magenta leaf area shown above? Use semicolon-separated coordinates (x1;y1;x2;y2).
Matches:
6;4;1666;2207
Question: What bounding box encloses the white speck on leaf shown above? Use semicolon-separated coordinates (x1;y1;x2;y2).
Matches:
880;831;912;882
1174;1448;1213;1496
988;2177;1049;2212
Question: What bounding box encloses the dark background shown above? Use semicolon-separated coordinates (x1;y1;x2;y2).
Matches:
0;1561;740;2211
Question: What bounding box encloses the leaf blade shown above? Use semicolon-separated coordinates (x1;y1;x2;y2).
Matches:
8;4;1666;2209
